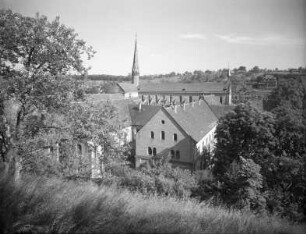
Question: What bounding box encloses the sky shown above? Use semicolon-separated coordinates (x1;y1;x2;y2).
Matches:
1;0;305;75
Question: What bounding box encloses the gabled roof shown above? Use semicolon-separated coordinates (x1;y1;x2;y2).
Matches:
128;104;162;127
139;82;227;94
165;101;218;142
117;82;138;93
209;105;235;119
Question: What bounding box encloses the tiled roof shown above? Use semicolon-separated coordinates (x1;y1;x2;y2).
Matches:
139;82;227;93
165;101;218;142
128;104;162;127
117;82;138;93
209;105;235;119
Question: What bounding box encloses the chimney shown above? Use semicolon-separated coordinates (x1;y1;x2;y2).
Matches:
139;102;142;111
192;101;194;107
183;102;186;111
174;105;177;113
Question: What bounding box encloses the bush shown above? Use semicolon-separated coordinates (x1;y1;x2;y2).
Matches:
193;157;266;213
95;163;197;198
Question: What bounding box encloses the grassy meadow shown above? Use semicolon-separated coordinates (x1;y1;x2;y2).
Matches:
0;174;305;234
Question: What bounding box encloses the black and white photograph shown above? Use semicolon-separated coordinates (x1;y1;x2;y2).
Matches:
0;0;305;233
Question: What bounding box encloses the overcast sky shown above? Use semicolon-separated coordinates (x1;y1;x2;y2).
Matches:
1;0;305;75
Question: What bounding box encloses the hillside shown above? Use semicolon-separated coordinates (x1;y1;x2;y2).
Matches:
0;174;305;234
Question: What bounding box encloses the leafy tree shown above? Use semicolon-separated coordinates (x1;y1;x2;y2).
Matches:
237;66;247;73
264;76;305;111
250;66;260;73
211;103;306;220
219;157;265;212
0;10;95;179
213;104;276;177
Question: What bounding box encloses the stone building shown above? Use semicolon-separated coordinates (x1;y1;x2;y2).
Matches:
128;100;219;170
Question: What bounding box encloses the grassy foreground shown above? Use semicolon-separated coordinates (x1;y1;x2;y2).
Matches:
0;174;304;234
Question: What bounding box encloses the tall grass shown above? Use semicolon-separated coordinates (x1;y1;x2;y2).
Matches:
0;174;304;234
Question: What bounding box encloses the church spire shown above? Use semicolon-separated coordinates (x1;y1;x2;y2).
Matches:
132;34;139;87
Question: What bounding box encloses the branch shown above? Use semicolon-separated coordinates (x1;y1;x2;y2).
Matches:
35;62;46;71
27;47;35;67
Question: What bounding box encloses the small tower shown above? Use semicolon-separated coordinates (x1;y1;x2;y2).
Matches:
132;34;140;87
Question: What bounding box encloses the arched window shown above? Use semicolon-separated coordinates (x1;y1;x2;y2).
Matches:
170;150;175;159
153;147;157;156
151;131;154;139
176;150;180;159
173;133;178;141
161;131;165;140
148;147;152;155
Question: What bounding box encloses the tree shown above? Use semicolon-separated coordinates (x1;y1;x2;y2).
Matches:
0;10;95;179
212;103;306;220
250;66;260;73
213;104;276;177
237;66;247;73
264;76;305;111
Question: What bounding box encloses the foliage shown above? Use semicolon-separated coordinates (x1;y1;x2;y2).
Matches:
193;157;266;213
0;9;94;179
264;76;305;111
1;174;304;234
219;157;266;212
18;100;125;178
213;104;276;177
98;161;197;199
208;103;306;221
0;9;95;178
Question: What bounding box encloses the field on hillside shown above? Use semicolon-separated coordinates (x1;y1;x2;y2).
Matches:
0;174;305;234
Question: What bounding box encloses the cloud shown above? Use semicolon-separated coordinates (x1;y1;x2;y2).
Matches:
179;33;206;40
216;34;304;46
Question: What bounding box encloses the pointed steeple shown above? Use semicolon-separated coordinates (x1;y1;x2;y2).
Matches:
132;34;139;87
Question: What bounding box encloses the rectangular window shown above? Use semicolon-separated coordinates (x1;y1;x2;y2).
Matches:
153;147;157;156
174;133;177;141
176;150;180;159
161;131;165;140
148;147;152;155
151;131;154;139
170;150;175;159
